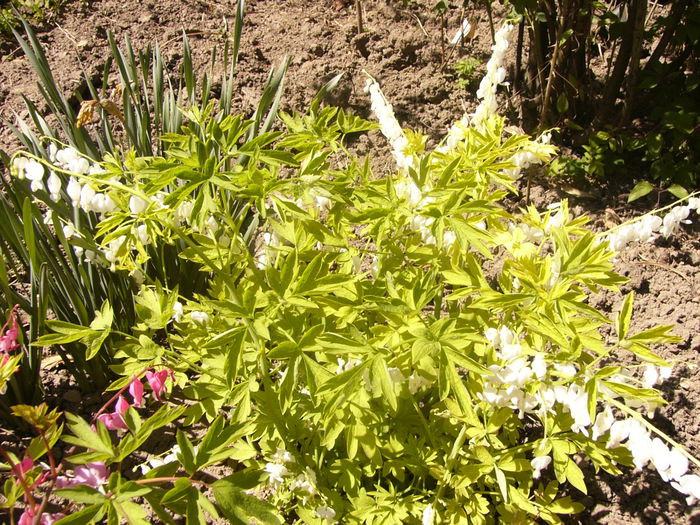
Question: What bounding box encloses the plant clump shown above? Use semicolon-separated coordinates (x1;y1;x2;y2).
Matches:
1;12;700;525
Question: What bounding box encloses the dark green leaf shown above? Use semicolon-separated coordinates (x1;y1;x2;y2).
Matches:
628;181;654;202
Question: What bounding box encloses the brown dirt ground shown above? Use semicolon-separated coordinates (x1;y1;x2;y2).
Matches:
1;1;699;523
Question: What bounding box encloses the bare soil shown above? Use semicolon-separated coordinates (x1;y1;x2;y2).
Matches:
1;1;699;523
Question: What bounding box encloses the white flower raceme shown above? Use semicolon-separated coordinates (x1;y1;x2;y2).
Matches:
394;177;423;208
484;325;515;350
90;192;117;215
553;362;577;378
472;23;514;126
503;133;555;180
652;438;689;482
271;448;294;464
638;214;663;242
480;329;556;417
443;230;457;249
562;384;592;435
205;215;218;237
410;214;436;244
364;76;416;173
136;224;151;245
607;215;662;251
150;193;167;210
531;354;547;379
605;200;698;252
606;418;632;449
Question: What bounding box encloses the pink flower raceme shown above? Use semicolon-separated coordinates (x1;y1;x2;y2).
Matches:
0;309;20;366
95;369;173;431
0;311;19;353
146;369;174;401
56;461;109;491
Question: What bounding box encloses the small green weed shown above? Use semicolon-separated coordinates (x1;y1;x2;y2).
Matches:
453;57;480;90
0;0;64;41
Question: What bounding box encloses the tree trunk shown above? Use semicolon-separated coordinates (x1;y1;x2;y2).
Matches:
643;0;690;75
622;0;648;122
594;0;638;127
539;0;593;126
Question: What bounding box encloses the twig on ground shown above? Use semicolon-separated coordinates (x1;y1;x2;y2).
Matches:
355;0;364;34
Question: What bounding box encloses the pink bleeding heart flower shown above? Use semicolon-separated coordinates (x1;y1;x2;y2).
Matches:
74;461;110;488
18;509;37;525
11;456;34;482
115;395;130;415
18;508;65;525
128;375;144;407
11;456;49;489
96;395;130;431
0;312;19;354
57;461;109;491
146;369;173;401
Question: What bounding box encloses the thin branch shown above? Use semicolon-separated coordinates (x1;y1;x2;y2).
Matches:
355;0;364;34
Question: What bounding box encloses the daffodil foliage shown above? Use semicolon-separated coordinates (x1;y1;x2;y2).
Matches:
19;91;698;525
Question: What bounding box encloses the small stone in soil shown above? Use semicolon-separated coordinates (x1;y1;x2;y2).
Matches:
62;389;82;403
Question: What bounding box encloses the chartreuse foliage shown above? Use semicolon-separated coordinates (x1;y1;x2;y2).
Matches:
0;0;287;407
11;94;690;524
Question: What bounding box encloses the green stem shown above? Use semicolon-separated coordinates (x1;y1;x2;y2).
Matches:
434;424;468;504
411;397;436;449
